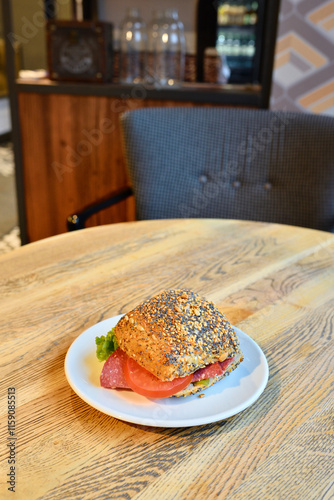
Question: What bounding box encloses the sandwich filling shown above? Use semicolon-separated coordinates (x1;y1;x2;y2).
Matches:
100;347;242;397
96;289;243;398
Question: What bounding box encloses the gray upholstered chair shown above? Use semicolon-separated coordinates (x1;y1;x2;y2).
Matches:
67;107;334;232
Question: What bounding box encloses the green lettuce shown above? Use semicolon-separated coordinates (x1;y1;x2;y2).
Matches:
193;379;211;386
95;328;119;361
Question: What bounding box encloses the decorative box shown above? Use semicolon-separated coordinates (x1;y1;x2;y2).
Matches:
46;20;113;82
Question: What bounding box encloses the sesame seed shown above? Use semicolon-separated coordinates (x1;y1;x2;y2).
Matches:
114;288;241;380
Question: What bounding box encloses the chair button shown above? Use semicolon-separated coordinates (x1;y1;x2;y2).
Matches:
232;180;241;189
264;182;272;190
199;175;208;184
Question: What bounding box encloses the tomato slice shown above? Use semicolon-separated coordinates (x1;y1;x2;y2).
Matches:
124;358;193;399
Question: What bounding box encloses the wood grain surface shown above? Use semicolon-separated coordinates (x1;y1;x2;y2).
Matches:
0;219;333;499
18;92;202;243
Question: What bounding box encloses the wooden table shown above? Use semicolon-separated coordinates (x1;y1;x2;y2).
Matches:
0;219;333;499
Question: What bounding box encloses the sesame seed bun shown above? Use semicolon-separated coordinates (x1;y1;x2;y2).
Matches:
114;289;242;382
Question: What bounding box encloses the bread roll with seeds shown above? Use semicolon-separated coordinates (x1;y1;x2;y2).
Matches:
114;289;242;382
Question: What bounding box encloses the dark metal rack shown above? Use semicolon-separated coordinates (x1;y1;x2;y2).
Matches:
2;0;28;244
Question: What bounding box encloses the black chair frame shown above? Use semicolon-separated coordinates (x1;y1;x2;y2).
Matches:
67;186;133;231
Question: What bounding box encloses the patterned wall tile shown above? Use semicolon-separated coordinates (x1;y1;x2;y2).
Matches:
298;79;334;113
271;0;334;115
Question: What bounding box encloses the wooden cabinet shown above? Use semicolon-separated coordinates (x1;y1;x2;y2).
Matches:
18;91;197;242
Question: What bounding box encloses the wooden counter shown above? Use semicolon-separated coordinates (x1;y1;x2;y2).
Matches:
16;80;262;243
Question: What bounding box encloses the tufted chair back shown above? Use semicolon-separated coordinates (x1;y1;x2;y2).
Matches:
120;107;334;232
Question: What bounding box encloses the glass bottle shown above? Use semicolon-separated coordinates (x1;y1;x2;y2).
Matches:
171;9;186;83
119;8;147;84
146;10;164;84
148;9;185;87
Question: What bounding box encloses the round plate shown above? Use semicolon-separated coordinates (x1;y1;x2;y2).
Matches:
64;315;269;427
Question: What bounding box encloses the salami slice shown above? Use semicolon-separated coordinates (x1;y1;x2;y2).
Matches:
100;348;130;389
192;357;235;382
219;357;234;372
192;361;223;382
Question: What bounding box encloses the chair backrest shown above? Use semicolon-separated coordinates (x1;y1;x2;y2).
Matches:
120;107;334;232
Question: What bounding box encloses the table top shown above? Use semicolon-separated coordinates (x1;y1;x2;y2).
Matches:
1;219;333;499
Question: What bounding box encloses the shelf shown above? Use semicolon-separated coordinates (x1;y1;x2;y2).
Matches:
16;78;263;107
217;24;257;30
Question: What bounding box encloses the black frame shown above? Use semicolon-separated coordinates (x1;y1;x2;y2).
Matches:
196;0;281;97
67;186;133;231
2;0;28;244
72;0;98;21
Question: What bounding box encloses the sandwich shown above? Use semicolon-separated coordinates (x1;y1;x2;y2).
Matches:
96;289;243;398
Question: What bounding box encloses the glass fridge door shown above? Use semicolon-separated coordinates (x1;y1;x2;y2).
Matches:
197;0;269;85
217;1;261;83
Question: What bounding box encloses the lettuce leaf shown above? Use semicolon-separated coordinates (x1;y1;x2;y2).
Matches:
193;379;210;386
95;328;119;361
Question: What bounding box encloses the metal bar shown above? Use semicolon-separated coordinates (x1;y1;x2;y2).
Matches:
258;0;281;108
15;80;263;107
1;0;28;244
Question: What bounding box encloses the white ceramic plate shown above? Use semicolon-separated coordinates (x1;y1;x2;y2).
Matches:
65;315;269;427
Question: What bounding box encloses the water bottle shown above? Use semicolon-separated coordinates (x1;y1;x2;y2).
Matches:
119;8;147;83
147;10;164;84
148;9;185;86
172;9;186;82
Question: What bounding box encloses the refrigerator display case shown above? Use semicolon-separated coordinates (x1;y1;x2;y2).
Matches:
196;0;280;87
